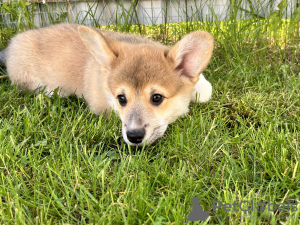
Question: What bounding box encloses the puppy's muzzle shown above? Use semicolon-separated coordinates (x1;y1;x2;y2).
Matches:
126;128;145;144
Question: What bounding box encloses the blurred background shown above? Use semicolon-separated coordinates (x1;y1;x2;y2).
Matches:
1;0;300;48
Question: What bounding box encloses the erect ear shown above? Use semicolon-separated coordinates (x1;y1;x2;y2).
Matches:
78;26;117;70
168;31;214;83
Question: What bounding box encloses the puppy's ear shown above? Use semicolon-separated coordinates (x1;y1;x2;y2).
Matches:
168;31;214;83
78;26;117;70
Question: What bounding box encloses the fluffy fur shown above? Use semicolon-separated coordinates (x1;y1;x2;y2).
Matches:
1;23;214;145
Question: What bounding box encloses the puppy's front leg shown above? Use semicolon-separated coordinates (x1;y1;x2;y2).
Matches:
191;73;212;103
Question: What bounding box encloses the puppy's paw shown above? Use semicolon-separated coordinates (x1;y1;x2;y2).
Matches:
191;73;212;103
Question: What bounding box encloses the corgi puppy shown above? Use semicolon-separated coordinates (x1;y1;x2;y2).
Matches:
0;23;213;146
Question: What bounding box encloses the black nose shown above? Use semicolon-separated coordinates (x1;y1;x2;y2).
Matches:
126;129;145;144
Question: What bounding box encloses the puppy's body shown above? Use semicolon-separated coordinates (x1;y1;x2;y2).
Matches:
4;24;163;113
1;23;214;145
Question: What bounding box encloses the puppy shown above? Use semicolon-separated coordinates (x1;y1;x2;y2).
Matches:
0;23;213;145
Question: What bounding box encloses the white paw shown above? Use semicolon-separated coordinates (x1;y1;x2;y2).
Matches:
191;73;212;103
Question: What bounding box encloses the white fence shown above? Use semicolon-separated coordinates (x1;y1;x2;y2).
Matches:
1;0;300;28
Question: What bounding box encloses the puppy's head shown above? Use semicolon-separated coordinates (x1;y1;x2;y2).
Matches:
78;26;213;146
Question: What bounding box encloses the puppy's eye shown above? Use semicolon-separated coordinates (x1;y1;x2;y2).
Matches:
117;94;127;106
151;94;163;105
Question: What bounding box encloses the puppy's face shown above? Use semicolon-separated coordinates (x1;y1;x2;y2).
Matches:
78;27;214;145
107;48;194;145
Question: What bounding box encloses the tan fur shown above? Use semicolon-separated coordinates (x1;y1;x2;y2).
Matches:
3;23;214;145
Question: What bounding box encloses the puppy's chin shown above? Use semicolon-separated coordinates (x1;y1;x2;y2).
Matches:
122;124;168;146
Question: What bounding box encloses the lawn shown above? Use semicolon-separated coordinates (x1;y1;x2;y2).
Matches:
0;5;300;225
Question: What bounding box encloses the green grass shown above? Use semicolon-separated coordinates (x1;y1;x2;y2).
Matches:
0;31;299;224
0;1;300;224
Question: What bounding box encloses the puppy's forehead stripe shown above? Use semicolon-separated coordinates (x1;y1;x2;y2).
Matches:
110;61;184;97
